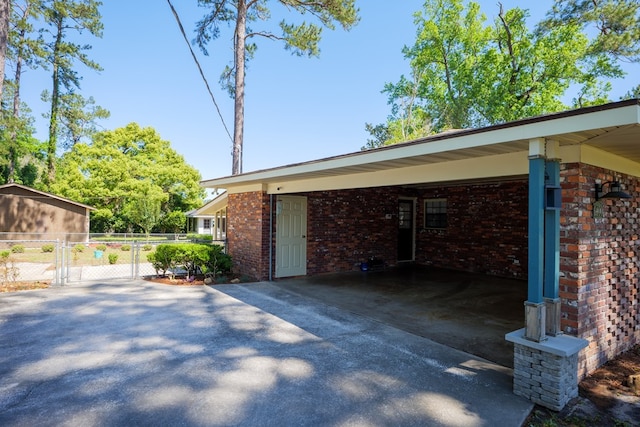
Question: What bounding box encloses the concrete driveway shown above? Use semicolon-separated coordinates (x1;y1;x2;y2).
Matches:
0;280;532;426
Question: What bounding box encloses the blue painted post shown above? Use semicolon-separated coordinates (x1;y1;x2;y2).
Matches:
544;158;561;335
525;145;547;342
528;156;545;304
544;159;560;300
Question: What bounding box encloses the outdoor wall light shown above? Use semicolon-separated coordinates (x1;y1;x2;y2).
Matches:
594;180;632;201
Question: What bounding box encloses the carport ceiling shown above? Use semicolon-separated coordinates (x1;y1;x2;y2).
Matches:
201;100;640;190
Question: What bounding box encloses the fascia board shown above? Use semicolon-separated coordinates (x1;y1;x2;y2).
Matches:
201;103;640;189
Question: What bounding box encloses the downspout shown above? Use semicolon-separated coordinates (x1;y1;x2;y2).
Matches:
269;194;273;281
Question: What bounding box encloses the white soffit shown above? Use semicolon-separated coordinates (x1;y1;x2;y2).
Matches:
201;101;640;190
191;192;228;215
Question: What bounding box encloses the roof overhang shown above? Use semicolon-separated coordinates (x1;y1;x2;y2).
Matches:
0;183;96;210
201;100;640;194
186;192;228;217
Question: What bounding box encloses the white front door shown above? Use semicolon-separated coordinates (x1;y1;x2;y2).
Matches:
275;196;307;278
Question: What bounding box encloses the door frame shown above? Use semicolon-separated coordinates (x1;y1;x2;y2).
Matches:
398;197;417;262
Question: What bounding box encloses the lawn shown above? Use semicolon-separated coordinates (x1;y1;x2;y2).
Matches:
3;243;155;266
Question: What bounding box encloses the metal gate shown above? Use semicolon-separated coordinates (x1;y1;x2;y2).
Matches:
60;241;156;283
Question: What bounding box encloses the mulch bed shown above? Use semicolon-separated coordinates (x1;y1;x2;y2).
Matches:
145;276;208;286
0;281;50;292
144;274;247;286
579;344;640;407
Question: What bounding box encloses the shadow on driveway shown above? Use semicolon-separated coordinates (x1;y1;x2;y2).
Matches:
0;279;532;426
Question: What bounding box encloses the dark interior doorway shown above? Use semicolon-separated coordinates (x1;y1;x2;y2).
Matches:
398;199;414;261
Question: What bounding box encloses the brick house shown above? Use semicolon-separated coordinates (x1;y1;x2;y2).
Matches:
0;183;94;242
185;191;228;241
202;99;640;408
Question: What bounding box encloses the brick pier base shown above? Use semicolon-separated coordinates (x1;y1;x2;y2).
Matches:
506;329;588;411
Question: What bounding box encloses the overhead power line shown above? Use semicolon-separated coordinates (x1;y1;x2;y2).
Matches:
166;0;233;143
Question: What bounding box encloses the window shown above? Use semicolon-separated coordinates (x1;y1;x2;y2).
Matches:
424;199;447;229
203;219;211;229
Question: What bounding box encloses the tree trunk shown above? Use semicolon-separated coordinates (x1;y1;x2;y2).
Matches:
232;0;247;175
46;17;63;188
7;54;22;184
8;5;30;184
0;0;10;100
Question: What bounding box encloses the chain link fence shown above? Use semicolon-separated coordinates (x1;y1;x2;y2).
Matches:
0;233;226;286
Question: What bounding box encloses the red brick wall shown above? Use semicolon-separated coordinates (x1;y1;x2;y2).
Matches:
227;191;270;281
415;181;528;277
225;183;528;279
560;163;640;377
305;188;401;274
300;181;528;278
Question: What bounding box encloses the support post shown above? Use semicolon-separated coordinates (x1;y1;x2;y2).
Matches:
544;142;561;336
505;139;587;412
526;139;546;342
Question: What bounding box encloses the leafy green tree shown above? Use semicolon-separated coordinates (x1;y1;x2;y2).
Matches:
0;0;9;99
540;0;640;62
41;91;110;148
158;211;187;234
124;185;164;237
622;84;640;100
51;123;205;233
194;0;359;175
361;123;392;150
40;0;103;187
0;104;45;186
374;0;622;144
2;1;47;183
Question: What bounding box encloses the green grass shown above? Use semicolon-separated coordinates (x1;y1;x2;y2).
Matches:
7;245;143;266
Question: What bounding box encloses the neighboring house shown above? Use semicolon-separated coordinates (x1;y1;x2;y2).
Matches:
0;183;94;242
186;191;227;241
201;99;640;410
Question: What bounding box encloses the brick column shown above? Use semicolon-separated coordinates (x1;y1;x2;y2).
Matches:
227;191;271;281
506;330;587;411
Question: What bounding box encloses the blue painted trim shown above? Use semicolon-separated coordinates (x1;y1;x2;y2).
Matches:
544;160;560;299
528;156;545;303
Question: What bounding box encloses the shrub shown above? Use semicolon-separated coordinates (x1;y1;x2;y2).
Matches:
142;244;153;251
72;244;85;253
147;243;229;278
10;244;25;254
121;244;131;252
42;244;55;253
176;243;210;277
0;251;19;282
95;244;107;251
108;253;118;264
187;233;213;243
147;245;178;277
204;244;232;278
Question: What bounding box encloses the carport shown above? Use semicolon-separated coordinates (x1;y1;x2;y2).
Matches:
272;266;526;368
202;99;640;410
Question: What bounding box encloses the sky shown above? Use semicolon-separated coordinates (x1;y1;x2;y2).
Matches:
18;0;639;185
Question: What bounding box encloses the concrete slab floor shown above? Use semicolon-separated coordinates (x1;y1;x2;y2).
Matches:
273;265;527;368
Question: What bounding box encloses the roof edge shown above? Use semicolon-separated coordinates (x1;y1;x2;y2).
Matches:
201;99;640;188
0;183;96;210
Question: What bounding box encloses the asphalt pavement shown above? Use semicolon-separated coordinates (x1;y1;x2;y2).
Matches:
0;280;533;426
